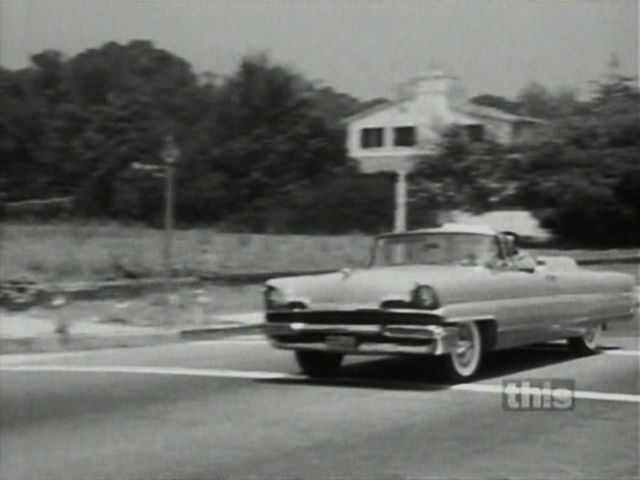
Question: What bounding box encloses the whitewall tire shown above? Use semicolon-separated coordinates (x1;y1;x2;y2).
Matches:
443;322;484;383
568;324;602;355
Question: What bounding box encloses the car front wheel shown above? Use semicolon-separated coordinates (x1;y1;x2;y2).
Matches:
568;324;602;355
442;322;484;383
295;350;343;378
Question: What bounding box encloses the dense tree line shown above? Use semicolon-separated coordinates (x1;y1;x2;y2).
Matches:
428;71;640;246
1;41;638;244
0;42;397;232
514;73;640;246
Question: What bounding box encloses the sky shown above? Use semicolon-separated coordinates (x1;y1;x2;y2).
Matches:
1;1;638;100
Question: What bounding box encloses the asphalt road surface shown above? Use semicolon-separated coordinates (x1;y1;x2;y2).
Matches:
1;329;639;479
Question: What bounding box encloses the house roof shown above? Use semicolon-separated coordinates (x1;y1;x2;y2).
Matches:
339;100;395;124
456;104;544;124
340;96;544;126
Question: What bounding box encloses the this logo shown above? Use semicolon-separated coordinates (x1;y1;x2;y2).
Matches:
502;378;575;411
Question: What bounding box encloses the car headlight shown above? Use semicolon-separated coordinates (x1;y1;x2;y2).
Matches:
411;285;439;310
263;285;287;310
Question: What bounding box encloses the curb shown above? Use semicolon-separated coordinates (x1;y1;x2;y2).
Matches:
199;270;336;285
180;323;264;340
0;323;264;356
0;331;179;355
0;277;200;311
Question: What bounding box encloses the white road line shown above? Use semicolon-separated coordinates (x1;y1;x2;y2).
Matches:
0;351;105;366
519;346;640;357
449;383;640;404
0;338;269;366
211;339;640;352
604;350;640;356
1;364;638;404
0;365;303;381
189;338;266;346
1;344;637;369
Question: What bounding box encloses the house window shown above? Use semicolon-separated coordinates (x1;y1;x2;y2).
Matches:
465;124;485;143
393;126;416;146
360;128;384;149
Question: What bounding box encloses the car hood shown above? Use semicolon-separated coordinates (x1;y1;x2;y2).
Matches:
267;264;496;308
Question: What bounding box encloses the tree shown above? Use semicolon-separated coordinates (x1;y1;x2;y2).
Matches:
515;64;640;246
412;126;516;220
181;53;352;230
0;43;393;232
516;83;590;119
517;82;556;118
73;93;170;216
0;67;51;200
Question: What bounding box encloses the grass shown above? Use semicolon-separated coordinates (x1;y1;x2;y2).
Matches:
2;222;637;332
1;222;638;284
18;284;265;329
1;222;372;283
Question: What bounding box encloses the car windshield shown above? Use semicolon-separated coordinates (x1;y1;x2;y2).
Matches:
371;233;500;267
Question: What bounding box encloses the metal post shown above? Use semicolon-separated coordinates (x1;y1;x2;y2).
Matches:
161;135;179;323
164;162;174;284
394;170;408;232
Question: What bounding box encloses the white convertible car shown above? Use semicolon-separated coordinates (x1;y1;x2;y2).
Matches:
263;224;638;382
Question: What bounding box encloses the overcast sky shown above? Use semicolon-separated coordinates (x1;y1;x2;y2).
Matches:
1;1;637;100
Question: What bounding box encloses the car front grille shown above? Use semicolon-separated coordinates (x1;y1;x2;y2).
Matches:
266;310;441;326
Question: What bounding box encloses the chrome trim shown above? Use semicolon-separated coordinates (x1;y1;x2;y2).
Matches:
265;323;381;335
265;322;460;355
268;306;444;315
304;303;378;311
383;324;454;339
445;315;495;323
271;340;439;356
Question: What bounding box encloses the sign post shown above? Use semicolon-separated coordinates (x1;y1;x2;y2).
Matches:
161;135;180;323
394;170;408;232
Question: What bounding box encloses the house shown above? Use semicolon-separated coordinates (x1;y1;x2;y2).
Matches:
342;70;543;231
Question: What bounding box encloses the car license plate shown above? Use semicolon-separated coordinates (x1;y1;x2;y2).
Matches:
326;336;356;352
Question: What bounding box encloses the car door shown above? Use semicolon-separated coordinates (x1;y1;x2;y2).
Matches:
486;239;563;348
549;262;634;335
489;266;561;348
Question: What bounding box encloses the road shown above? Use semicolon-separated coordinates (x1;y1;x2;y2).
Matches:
1;330;639;479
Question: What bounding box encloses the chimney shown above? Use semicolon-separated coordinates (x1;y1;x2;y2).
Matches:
410;70;466;116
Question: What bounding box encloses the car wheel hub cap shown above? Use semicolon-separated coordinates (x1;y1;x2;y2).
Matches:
584;325;601;347
455;328;475;366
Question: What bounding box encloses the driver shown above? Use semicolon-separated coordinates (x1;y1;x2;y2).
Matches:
503;231;537;271
480;237;507;269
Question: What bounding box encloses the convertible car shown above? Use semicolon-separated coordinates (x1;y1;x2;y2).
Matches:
263;224;638;382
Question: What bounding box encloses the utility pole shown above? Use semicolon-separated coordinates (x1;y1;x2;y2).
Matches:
161;135;179;323
394;170;408;232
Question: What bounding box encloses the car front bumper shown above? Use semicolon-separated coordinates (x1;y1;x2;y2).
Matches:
264;321;460;356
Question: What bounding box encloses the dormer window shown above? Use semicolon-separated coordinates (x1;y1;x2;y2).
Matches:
393;126;416;146
360;128;384;149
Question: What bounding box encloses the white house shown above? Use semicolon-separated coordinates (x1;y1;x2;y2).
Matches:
343;70;543;231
